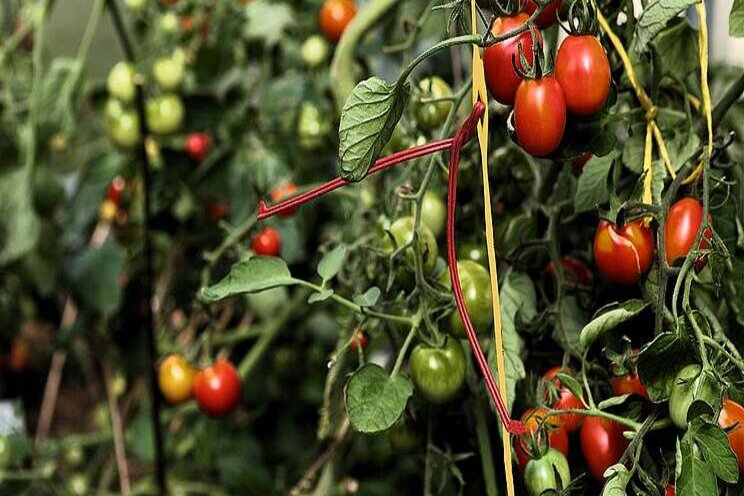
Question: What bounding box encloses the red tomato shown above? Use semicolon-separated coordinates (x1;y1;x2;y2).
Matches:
106;176;126;205
546;256;594;287
514;76;566;156
611;372;648;399
593;219;655;285
319;0;357;43
349;330;369;352
515;407;570;472
718;398;744;473
665;485;675;496
573;152;592;169
580;416;628;481
271;183;299;217
252;227;281;256
206;201;229;222
523;0;561;28
193;359;241;417
185;133;211;163
664;198;712;267
483;14;541;106
543;366;584;433
555;35;611;116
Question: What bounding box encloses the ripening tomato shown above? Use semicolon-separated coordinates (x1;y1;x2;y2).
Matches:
514;76;566;156
252;227;281;256
421;191;446;238
349;330;369;352
319;0;357;43
516;407;570;472
106;176;126;205
409;338;466;404
611;352;648;400
555;35;611;116
719;399;744;472
664;198;712;267
193;359;241;417
271;183;299;217
414;77;453;131
107;62;136;103
580;416;629;481
523;0;561;28
546;256;594;287
158;354;196;405
185;133;211;163
543;366;584;432
386;216;439;274
593;219;655;285
483;14;541;105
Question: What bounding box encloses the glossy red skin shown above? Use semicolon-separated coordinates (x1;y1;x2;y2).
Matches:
271;183;299;217
252;227;281;256
483;14;541;106
611;372;648;399
185;133;211;163
193;360;241;417
514;76;566;157
319;0;357;43
515;407;570;472
349;331;368;352
207;202;229;222
580;416;628;481
543;366;584;433
718;398;744;472
665;485;675;496
664;198;712;266
106;176;126;205
523;0;561;28
546;256;594;287
593;220;655;285
556;36;611;116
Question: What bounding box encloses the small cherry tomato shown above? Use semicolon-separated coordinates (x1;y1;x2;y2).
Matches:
515;407;570;472
319;0;357;43
523;0;561;28
158;354;196;405
543;366;584;433
106;109;141;149
271;183;299;217
546;256;594;287
66;473;90;496
153;53;185;91
185;132;211;163
252;227;281;256
386;216;439;274
555;35;611;116
206;201;230;222
146;94;185;135
664;198;712;267
107;62;136;103
193;359;241;417
580;416;628;481
160;12;179;34
302;35;330;67
298;102;331;150
593;219;655;285
718;398;744;473
414;77;453;131
409;338;466;404
524;448;571;496
514;75;566;156
106;176;126;205
349;330;369;352
669;364;702;429
440;260;493;338
665;484;675;496
483;14;541;105
421;190;446;238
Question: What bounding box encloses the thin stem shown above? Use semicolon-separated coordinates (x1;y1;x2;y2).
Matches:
391;324;418;376
473;403;499;496
702;336;744;375
547;408;642;431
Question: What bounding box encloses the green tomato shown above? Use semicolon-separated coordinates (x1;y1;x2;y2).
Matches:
669;364;702;430
297;102;331;150
107;62;136;103
440;260;493;338
421;191;446;238
409;338;466;404
458;241;487;266
153;54;185;90
146;94;184;135
385;123;414;154
414;76;453;131
63;444;84;468
66;473;90;496
125;0;146;11
301;35;329;67
160;12;179;34
0;436;12;469
107;110;141;148
524;448;571;496
386;216;439;274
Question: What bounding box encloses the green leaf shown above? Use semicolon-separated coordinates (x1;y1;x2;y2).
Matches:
622;130;645;174
574;153;616;213
344;364;413;433
635;0;697;51
308;289;333;303
695;421;740;484
338;78;410;182
677;435;719;495
317;245;347;283
580;300;650;350
555;372;584;401
602;464;632;495
554;295;587;355
598;394;633;410
652;19;700;81
731;0;744;37
638;332;691;402
353;287;381;307
0;158;40;267
200;257;296;301
727;255;744;327
243;0;295;47
67;239;124;314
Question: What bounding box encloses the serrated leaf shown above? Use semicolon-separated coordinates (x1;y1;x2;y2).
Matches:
574;153;616;213
345;364;412;433
598;394;633;410
318;245;347;283
308;289;333;303
731;0;744;37
580;299;650;350
695;421;739;484
353;287;381;307
339;78;410;182
200;257;296;301
635;0;697;51
602;464;632;495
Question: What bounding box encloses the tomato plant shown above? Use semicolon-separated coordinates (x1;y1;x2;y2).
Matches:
524;448;570;496
409;338;466;404
580;416;629;481
593;219;655;285
193;359;242;417
669;364;702;430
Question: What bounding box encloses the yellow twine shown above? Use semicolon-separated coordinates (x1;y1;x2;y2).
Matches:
643;122;654;205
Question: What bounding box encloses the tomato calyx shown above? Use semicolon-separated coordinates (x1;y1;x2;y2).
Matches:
558;0;599;36
511;23;549;81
